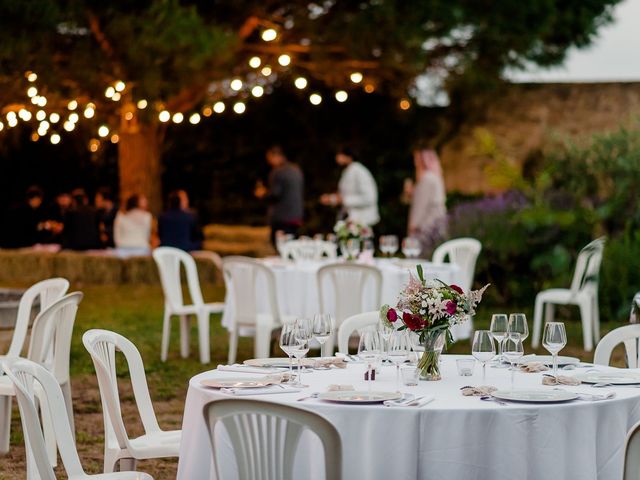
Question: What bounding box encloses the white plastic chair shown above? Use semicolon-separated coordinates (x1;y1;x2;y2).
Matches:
532;238;606;352
153;247;224;364
624;419;640;480
337;311;379;354
593;324;640;367
0;291;82;462
432;238;482;292
82;329;181;473
318;264;382;354
204;399;341;480
222;256;294;365
280;240;337;261
2;358;152;480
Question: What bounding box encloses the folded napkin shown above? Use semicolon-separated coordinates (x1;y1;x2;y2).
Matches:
217;364;282;374
327;384;354;392
461;386;497;396
315;358;347;369
220;385;301;396
542;375;581;386
520;362;549;373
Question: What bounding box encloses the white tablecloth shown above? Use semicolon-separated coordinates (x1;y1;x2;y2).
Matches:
177;356;640;480
221;258;466;335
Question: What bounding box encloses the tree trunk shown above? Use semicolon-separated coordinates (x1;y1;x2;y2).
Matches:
118;111;163;214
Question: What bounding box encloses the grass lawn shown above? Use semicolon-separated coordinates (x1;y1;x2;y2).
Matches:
0;282;631;479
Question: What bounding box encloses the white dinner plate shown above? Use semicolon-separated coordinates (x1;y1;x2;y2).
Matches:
573;371;640;385
520;354;580;367
244;358;316;368
318;391;402;404
200;377;277;389
492;390;579;403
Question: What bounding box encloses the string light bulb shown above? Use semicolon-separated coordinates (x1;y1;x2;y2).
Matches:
63;121;75;132
261;66;272;76
27;72;37;82
249;56;261;68
50;133;61;144
335;91;348;102
68;100;78;110
36;96;47;107
84;106;95;118
89;139;100;152
105;86;115;98
36;110;46;121
98;125;109;137
202;106;213;117
0;121;3;131
364;84;375;93
251;85;264;97
27;87;38;98
230;79;243;91
309;93;322;105
125;111;134;121
49;113;60;123
189;113;201;124
39;120;50;131
158;110;170;122
137;99;148;109
172;112;184;123
111;134;119;144
278;54;291;66
350;72;363;83
18;109;31;120
294;77;307;89
69;113;79;123
233;102;246;114
31;132;39;141
261;29;277;41
111;92;121;101
399;99;411;110
213;101;225;113
115;81;125;92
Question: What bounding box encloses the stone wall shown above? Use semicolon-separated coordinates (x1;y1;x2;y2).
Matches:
441;82;640;194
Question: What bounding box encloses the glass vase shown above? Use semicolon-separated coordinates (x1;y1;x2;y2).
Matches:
418;330;446;381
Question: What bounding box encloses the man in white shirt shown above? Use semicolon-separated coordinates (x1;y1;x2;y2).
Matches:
320;146;380;226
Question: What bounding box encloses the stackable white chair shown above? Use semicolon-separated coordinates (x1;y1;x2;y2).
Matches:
204;399;341;480
281;240;337;261
318;264;382;354
532;238;606;352
222;256;294;365
82;329;181;473
337;311;379;354
0;292;82;461
593;325;640;368
3;358;152;480
153;247;224;364
432;238;482;292
624;420;640;480
2;278;69;359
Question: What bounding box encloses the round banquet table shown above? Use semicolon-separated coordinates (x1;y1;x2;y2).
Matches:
177;355;640;480
221;257;468;337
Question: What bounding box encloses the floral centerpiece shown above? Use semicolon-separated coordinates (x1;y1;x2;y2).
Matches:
380;265;489;380
333;219;372;260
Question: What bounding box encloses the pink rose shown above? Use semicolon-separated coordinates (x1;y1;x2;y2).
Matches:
445;301;457;315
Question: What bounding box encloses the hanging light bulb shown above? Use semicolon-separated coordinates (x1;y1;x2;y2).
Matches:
202;106;213;117
124;111;134;121
350;72;363;84
69;113;79;123
115;81;126;92
36;110;46;121
261;66;272;76
251;85;264;97
261;29;277;41
49;113;60;123
278;54;291;66
335;91;348;102
294;77;308;89
63;121;75;132
36;96;47;107
27;72;38;82
8;117;18;128
399;99;411;110
50;133;61;144
189;113;201;124
98;125;109;137
31;132;39;141
0;121;3;131
309;93;322;105
137;99;148;109
105;86;115;98
18;109;30;120
111;134;119;144
249;56;261;68
68;100;78;110
84;106;95;118
213;101;225;113
233;102;246;114
230;79;243;91
172;112;184;123
39;120;50;131
89;139;100;152
158;110;170;122
27;86;38;98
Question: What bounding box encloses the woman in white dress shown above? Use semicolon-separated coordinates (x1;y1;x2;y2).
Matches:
114;194;153;256
407;149;447;253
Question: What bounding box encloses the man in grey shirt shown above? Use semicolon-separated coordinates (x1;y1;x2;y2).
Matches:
255;145;304;246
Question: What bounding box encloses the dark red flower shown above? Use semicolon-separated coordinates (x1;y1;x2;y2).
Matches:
403;312;425;331
387;308;398;323
450;284;464;294
445;301;457;315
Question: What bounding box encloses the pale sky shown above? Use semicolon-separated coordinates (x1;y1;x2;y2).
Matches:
508;0;640;82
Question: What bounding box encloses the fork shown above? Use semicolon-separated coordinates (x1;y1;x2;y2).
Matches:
480;395;507;406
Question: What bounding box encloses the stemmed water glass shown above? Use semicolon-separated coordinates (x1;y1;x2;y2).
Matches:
508;313;529;342
472;330;496;384
490;314;509;367
380;235;399;257
503;332;524;392
345;238;361;259
312;313;334;358
279;322;298;383
388;331;410;392
543;322;567;378
292;318;313;387
358;330;382;399
378;321;394;362
402;237;421;259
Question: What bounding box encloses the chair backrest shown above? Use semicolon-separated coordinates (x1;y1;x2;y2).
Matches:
3;358;85;480
7;278;69;358
222;256;280;326
593;324;640;368
569;237;606;295
153;246;205;310
337;311;379;354
204;399;341;480
318;264;382;327
281;240;336;262
432;238;482;292
27;292;83;386
82;329;161;455
624;420;640;480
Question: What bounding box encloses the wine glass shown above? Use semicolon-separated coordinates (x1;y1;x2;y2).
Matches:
387;331;410;392
388;235;399;256
543;322;567;378
508;313;529;342
378;320;394;360
362;238;375;257
503;332;524;392
358;330;382;399
312;313;334;358
345;238;361;259
279;322;298;383
489;314;509;367
379;235;391;256
472;330;496;384
402;237;421;259
292;318;313;387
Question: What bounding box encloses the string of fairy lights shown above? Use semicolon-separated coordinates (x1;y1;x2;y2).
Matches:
0;27;412;151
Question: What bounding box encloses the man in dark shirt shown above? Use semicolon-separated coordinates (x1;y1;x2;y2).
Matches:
2;186;47;248
158;190;202;251
255;145;304;246
62;189;102;250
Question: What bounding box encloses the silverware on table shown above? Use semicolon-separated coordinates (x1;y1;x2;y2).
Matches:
479;395;507;406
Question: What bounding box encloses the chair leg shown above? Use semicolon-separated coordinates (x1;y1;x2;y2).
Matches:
532;296;545;348
197;311;211;364
118;457;138;472
180;315;191;358
0;396;11;455
592;294;600;343
61;381;75;441
104;450;118;473
579;300;593;352
161;310;171;362
228;327;239;365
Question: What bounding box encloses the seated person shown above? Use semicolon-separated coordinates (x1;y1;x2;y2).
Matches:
114;194;153;256
95;187;118;247
62;189;101;250
158;190;202;252
1;186;47;248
